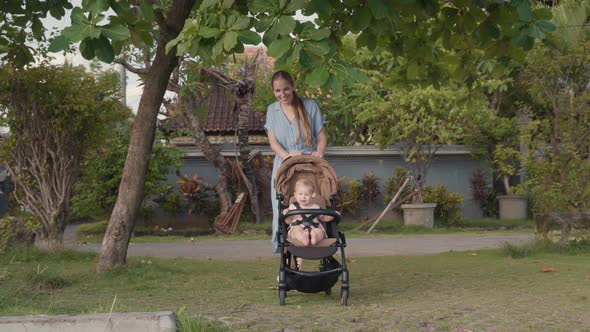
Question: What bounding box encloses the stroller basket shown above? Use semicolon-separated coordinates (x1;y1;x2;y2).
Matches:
286;268;342;293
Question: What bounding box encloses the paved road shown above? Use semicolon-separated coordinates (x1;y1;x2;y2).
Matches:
66;233;534;260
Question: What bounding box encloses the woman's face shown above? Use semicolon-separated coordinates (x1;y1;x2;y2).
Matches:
272;77;294;105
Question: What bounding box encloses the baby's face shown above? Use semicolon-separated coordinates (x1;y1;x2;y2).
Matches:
294;185;313;206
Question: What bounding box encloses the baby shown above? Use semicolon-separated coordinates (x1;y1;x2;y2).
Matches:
283;179;335;247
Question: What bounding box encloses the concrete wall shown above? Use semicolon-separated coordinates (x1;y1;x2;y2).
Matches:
0;311;176;332
171;144;491;219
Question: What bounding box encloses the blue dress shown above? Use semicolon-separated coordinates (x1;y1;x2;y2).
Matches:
264;98;326;253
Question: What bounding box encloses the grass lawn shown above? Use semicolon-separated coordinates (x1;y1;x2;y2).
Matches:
1;244;589;331
75;219;533;244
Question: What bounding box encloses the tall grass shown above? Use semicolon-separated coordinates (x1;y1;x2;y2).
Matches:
501;239;590;258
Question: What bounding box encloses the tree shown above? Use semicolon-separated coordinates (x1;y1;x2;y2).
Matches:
72;123;184;220
519;0;590;214
0;64;127;249
46;0;552;271
358;82;493;203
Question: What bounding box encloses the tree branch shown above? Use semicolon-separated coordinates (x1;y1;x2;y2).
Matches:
114;58;149;75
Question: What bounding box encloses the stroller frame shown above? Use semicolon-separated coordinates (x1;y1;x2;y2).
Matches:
276;192;350;306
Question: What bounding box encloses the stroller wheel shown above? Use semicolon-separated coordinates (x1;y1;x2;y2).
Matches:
341;288;349;306
325;288;332;296
279;289;286;306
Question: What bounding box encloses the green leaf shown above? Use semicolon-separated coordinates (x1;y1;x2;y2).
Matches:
71;7;90;25
267;37;292;58
223;0;235;8
302;40;330;56
255;16;274;32
100;24;130;41
516;1;532;22
357;31;377;50
109;0;130;16
31;17;44;39
406;62;419;80
222;31;238;50
48;35;70;52
212;39;224;56
231;16;251;30
533;7;552;20
283;43;301;65
325;74;342;96
368;0;391;19
201;0;218;9
248;0;274;13
80;38;95;60
199;27;221;38
511;30;526;47
304;27;330;41
62;25;100;43
94;36;115;62
284;0;306;13
299;50;323;68
140;2;155;22
351;7;372;33
536;20;556;32
306;66;330;87
526;25;544;39
309;0;332;17
237;30;262;45
86;0;109;14
276;16;296;35
522;35;534;50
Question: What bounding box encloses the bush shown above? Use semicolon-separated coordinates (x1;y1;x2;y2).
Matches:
501;239;590;258
383;167;412;212
470;168;497;217
0;213;39;252
422;185;463;227
361;171;380;207
337;177;363;215
76;220;108;236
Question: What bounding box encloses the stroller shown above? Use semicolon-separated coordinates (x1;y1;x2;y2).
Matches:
275;155;349;306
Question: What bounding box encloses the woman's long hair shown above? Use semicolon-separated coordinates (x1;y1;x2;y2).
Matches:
271;70;312;147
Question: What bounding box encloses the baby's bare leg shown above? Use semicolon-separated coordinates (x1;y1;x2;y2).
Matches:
290;226;310;246
310;228;326;246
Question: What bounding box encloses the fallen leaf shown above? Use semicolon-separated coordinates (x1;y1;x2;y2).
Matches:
542;267;554;272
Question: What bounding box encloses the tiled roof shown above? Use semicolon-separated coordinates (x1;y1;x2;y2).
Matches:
203;85;266;134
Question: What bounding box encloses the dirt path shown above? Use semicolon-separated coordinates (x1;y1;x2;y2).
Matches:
66;232;534;260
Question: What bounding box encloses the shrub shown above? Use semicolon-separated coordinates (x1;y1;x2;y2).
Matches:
337;177;363;215
422;185;463;227
0;212;40;252
383;167;412;212
361;171;380;207
76;220;108;236
470;168;497;217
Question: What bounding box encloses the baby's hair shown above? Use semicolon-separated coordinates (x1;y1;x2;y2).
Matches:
294;179;315;194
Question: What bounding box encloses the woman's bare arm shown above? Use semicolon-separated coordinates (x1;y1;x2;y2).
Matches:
313;128;327;158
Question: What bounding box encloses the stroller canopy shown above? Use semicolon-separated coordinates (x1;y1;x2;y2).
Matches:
275;155;338;208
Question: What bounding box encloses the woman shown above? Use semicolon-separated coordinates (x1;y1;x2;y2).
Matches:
264;70;328;253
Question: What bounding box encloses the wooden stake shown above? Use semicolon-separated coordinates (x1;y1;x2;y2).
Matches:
367;177;412;233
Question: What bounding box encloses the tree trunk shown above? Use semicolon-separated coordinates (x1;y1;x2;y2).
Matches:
180;94;233;223
45;226;65;250
234;58;262;223
97;0;196;273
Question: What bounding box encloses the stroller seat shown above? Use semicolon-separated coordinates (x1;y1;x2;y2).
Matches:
274;155;350;305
